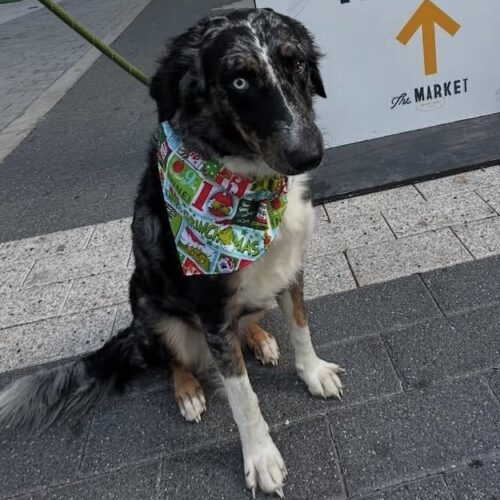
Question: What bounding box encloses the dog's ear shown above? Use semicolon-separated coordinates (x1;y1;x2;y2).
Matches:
150;25;206;121
308;52;327;98
278;14;327;99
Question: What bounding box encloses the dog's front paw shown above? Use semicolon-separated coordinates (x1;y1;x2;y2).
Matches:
243;437;287;497
297;357;344;399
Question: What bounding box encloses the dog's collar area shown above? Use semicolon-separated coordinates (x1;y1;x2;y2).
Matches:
156;121;289;276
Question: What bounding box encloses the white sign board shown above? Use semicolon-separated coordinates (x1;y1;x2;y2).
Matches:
256;0;500;147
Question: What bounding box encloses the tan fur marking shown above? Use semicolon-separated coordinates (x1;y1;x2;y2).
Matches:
246;323;272;350
290;282;307;328
171;362;202;404
245;322;280;366
229;335;247;376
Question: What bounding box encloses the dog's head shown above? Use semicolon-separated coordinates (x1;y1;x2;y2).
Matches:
150;8;326;176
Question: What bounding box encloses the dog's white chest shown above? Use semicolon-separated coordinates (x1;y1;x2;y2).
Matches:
236;176;314;307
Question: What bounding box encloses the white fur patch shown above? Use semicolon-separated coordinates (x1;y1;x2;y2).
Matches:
224;375;287;496
278;287;344;399
236;174;314;309
177;387;206;423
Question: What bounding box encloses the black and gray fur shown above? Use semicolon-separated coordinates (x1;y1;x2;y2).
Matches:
0;8;325;431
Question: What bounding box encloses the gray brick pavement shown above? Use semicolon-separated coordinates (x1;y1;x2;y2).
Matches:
0;257;499;499
0;0;148;132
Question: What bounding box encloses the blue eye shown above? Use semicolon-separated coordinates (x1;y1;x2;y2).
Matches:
232;78;249;91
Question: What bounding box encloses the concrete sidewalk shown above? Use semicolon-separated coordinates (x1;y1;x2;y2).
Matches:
1;254;500;499
2;166;500;373
1;168;500;497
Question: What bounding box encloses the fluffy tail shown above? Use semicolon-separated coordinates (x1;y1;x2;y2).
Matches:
0;324;161;430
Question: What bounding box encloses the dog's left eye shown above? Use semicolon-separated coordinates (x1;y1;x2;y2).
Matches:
294;59;306;73
232;78;250;91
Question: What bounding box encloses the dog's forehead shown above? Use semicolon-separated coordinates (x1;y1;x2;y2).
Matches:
204;13;300;72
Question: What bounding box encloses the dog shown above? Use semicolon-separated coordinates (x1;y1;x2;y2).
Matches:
0;8;344;496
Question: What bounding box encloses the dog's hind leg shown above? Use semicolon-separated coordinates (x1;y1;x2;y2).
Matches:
170;361;206;423
278;271;345;399
245;323;280;366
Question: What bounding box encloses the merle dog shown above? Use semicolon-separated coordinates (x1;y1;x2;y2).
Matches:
0;8;344;496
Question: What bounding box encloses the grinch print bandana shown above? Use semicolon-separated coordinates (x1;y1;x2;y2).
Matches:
156;121;289;276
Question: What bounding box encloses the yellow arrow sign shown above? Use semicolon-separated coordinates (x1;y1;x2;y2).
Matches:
396;0;460;76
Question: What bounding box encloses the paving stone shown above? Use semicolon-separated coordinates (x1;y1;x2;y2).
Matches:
422;255;500;314
81;385;236;475
477;183;500;213
260;275;440;346
347;228;472;286
324;186;424;220
315;204;329;224
0;226;93;264
415;165;500;199
24;245;130;288
382;307;500;389
0;281;69;330
309;212;394;255
86;218;132;249
249;337;402;426
359;475;452;500
0;258;33;293
454;216;500;259
160;417;345;500
0;419;90;499
62;269;131;315
329;377;500;496
445;458;500;500
488;369;500;401
383;191;496;238
300;276;441;346
0;307;116;372
112;302;132;333
25;460;160;500
304;253;357;299
0;0;145;132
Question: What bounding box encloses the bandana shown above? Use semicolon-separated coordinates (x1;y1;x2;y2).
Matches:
156;121;288;276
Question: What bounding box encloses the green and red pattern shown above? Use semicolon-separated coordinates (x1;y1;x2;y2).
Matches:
156;121;289;276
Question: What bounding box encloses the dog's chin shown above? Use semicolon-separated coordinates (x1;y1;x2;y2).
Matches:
262;153;324;178
221;154;277;178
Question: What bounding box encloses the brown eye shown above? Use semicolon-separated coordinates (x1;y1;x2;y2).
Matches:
294;58;306;73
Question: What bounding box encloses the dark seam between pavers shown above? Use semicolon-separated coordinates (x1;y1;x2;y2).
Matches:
76;408;98;478
347;451;500;500
10;459;163;500
155;456;164;500
449;225;477;260
328;415;350;499
440;473;455;500
351;472;452;500
377;333;406;391
417;273;448;317
343;250;361;288
327;376;500;496
483;372;500;410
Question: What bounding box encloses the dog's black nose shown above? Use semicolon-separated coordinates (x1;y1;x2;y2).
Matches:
285;144;323;173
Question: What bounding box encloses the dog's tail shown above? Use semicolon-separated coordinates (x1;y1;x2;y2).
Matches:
0;323;162;430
